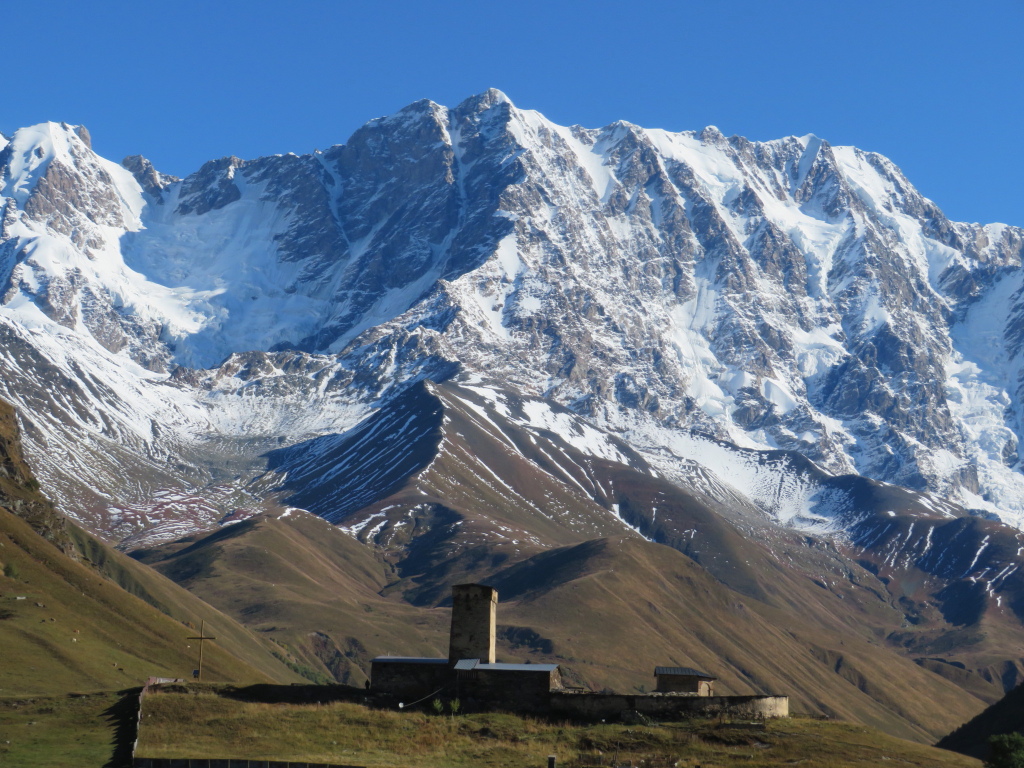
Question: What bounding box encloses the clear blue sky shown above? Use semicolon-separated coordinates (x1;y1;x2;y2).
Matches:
3;0;1021;226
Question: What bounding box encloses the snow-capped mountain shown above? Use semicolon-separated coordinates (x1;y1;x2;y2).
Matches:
1;89;1023;540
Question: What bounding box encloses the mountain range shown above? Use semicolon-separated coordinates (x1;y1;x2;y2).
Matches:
3;90;1024;742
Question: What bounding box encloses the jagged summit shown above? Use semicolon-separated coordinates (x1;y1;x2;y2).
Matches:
457;87;514;111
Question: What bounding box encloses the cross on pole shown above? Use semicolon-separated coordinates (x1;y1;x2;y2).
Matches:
187;620;217;681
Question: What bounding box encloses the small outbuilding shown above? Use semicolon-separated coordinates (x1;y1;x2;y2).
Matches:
654;666;716;696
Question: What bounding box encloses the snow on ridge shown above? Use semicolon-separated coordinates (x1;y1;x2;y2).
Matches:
457;383;630;465
1;123;77;204
657;431;829;531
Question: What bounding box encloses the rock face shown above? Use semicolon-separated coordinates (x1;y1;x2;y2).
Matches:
0;90;1023;536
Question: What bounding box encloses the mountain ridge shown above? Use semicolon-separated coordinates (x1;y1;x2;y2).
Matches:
2;92;1023;535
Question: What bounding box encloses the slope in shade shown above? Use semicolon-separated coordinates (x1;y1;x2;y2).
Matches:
264;381;446;523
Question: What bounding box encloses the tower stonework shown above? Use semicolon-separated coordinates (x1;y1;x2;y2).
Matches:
448;583;497;663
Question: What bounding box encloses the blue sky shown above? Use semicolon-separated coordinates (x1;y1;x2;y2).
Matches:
3;0;1021;226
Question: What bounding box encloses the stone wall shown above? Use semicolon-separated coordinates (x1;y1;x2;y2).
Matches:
655;674;713;695
134;759;365;767
549;692;789;721
457;667;558;711
369;660;450;700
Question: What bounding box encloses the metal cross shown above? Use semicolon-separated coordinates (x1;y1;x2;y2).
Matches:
186;620;217;681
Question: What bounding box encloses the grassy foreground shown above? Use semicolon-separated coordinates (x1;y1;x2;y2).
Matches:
0;691;131;768
137;687;981;768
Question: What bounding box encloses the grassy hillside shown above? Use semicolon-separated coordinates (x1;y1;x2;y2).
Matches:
133;511;453;685
0;505;302;694
135;685;981;768
0;691;129;768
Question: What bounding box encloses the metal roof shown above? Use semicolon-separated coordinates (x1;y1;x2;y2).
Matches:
654;666;716;679
370;657;559;673
476;663;559;672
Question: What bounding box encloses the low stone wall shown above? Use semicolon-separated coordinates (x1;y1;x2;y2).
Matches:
134;759;365;767
549;691;789;721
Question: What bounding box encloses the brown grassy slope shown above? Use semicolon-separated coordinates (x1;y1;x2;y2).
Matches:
131;380;1019;742
269;380;1023;709
133;512;453;685
600;461;1024;707
137;509;987;743
490;536;984;744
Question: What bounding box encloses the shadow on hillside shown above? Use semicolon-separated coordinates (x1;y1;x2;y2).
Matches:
103;688;142;768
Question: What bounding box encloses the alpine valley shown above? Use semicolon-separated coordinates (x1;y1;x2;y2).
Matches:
3;89;1024;743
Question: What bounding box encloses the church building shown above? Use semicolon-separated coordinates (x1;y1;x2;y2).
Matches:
370;584;562;708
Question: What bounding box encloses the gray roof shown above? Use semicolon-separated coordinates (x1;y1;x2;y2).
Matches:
655;666;716;679
452;659;558;672
370;656;559;673
476;663;559;672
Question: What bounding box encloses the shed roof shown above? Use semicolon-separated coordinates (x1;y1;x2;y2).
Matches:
371;656;448;665
654;666;716;679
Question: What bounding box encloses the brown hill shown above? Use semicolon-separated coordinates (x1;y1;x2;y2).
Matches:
131;511;452;686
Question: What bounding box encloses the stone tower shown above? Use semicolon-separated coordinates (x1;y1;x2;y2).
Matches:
448;583;497;663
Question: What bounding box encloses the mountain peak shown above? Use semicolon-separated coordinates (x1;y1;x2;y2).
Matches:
699;125;725;142
457;88;514;114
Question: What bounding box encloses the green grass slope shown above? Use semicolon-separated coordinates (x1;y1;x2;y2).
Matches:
0;691;129;768
0;505;301;695
135;685;981;768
